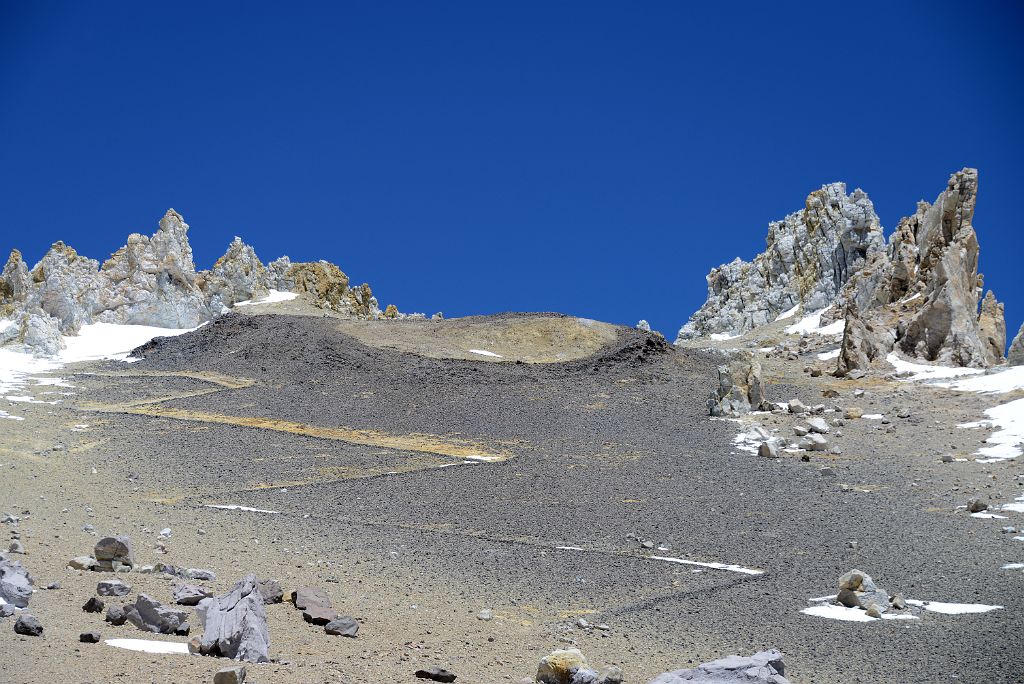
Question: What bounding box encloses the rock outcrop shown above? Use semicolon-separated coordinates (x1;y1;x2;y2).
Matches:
707;350;771;417
679;169;1008;371
678;183;885;341
1;209;388;355
1009;322;1024;366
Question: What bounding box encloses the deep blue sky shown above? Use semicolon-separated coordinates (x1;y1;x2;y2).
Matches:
2;2;1022;341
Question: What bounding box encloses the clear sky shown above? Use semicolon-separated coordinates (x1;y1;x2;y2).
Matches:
2;2;1022;341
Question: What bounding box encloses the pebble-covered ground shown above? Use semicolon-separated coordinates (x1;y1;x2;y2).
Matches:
1;312;1022;683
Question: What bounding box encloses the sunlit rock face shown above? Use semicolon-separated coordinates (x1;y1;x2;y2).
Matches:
677;182;885;341
0;209;385;355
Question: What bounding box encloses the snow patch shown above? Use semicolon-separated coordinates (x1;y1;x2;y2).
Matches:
647;555;764;576
61;323;196;363
970;512;1007;519
1001;563;1024;570
785;307;843;336
105;638;191;655
468;349;503;358
204;504;280;514
957;398;1024;462
862;414;884;420
774;304;801;322
234;289;298;307
817;349;840;361
904;599;1002;615
710;332;740;341
886;353;983;382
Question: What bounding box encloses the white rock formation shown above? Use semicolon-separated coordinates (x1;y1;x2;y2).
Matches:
677;183;885;341
0;209;387;355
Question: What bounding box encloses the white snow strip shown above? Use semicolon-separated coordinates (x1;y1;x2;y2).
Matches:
775;304;801;321
970;512;1008;519
710;332;740;341
732;428;765;455
647;555;764;576
939;366;1024;394
556;546;584;551
1002;563;1024;570
32;376;73;387
0;410;23;421
957;398;1024;462
0;348;63;395
817;349;840;361
204;504;280;514
468;349;503;358
862;414;884;420
3;395;56;404
105;638;191;655
463;454;503;462
234;289;298;307
904;599;1002;615
886;353;984;382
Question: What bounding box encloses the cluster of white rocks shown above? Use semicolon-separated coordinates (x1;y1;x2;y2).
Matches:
0;209;387;355
679;168;1023;373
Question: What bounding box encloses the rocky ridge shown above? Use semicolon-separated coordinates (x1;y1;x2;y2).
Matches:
678;169;1009;371
0;209;392;355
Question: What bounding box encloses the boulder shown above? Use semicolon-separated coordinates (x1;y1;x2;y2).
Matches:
79;631;101;643
538;648;589;684
302;605;340;625
173;582;213;606
758;440;781;459
707;350;770;417
292;586;331;611
124;594;190;634
83;596;105;613
68;555;98;571
256;578;283;604
105;604;129;625
13;613;43;636
324;616;359;637
214;665;247;684
415;668;457;683
97;579;131;597
94;535;134;571
195;575;270;663
647;650;790;684
0;558;34;608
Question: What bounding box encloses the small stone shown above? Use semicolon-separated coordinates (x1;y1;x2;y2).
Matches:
758;440;780;459
793;425;809;437
292;586;331;610
941;454;954;463
97;579;132;597
896;408;911;418
79;631;101;643
256;578;283;604
159;528;172;537
94;535;134;570
45;581;61;590
83;596;105;613
967;499;988;513
7;540;25;554
788;399;807;414
415;667;457;682
800;433;828;451
324;616;359;637
843;407;863;419
14;613;43;636
538;648;588;684
865;603;882;618
184;568;216;581
891;593;907;610
0;604;14;618
477;608;493;621
838;569;866;590
805;417;830;434
172;582;212;606
597;666;624;684
214;665;247;684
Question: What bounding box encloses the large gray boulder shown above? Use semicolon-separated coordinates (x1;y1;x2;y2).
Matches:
677;183;884;341
195;575;270;663
0;558;34;608
647;650;790;684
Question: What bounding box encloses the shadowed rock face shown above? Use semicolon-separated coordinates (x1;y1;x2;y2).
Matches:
677;183;885;341
195;574;270;663
0;209;385;355
647;650;790;684
1009;322;1024;366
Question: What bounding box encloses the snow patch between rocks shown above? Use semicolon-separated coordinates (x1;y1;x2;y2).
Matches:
105;638;191;655
774;304;801;321
784;307;844;336
886;353;984;381
709;332;740;341
235;289;298;307
800;604;918;622
957;398;1024;462
904;599;1002;615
